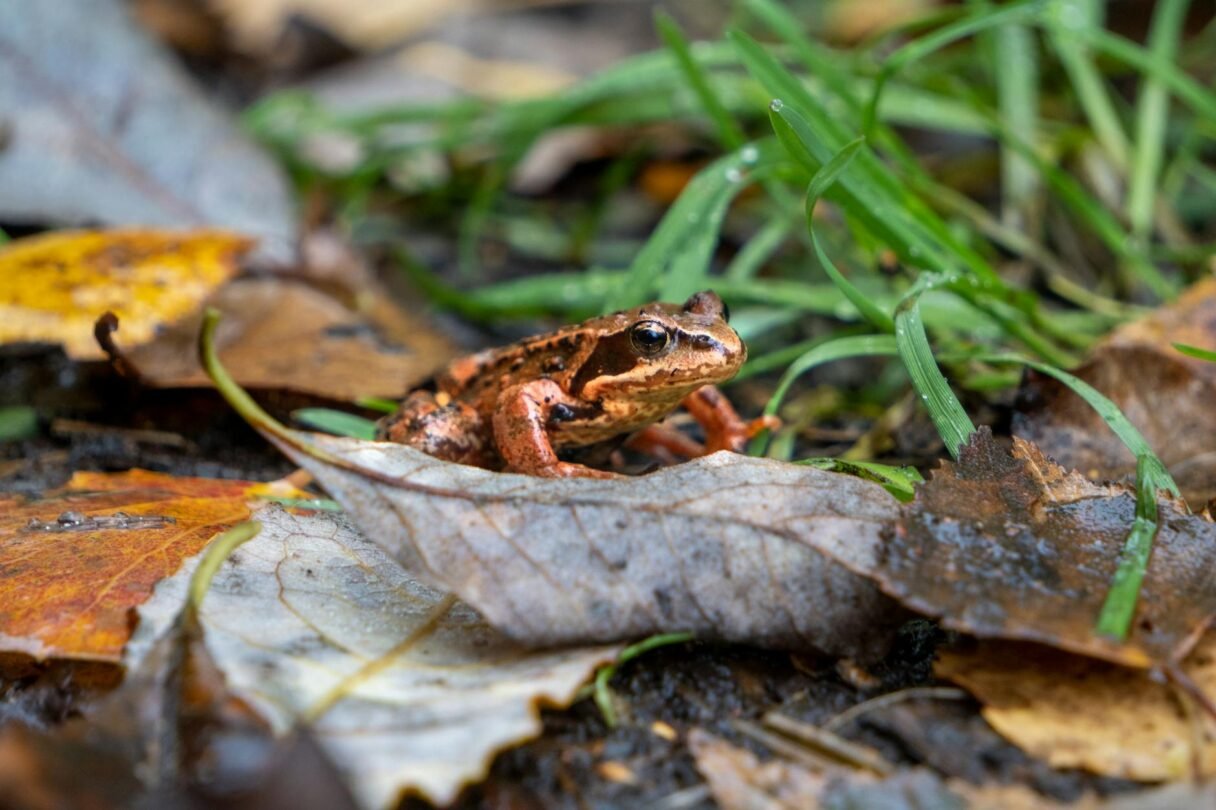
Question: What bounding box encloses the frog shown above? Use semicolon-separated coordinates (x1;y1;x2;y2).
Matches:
376;290;774;478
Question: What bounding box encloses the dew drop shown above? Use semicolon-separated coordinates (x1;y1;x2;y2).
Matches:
769;98;784;112
725;167;744;183
740;145;760;165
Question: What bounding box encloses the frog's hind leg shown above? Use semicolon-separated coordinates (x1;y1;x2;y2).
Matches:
680;385;780;454
375;391;497;468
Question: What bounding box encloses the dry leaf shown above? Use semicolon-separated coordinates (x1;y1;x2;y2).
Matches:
209;0;473;51
688;730;1062;810
123;277;456;399
126;502;624;809
0;0;294;256
275;433;907;659
0;574;358;810
1015;277;1216;507
0;470;278;669
0;229;249;359
937;636;1216;781
688;729;824;810
873;429;1216;668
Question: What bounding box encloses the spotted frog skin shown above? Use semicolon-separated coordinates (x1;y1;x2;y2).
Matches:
376;290;771;478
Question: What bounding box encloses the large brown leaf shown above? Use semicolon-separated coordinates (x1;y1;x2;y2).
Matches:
874;429;1216;669
123;277;456;400
275;434;907;659
1015;277;1216;507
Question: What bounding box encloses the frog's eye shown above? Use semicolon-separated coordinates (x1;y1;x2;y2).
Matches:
630;321;670;356
720;300;730;323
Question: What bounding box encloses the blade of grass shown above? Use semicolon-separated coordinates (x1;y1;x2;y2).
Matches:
974;352;1179;640
986;15;1041;229
593;632;695;727
293;408;378;440
1174;343;1216;362
357;396;402;414
862;0;1048;135
609;140;783;309
1126;0;1191;243
1094;456;1163;638
1073;20;1216;122
801;134;896;333
895;277;977;458
725;214;793;279
655;10;747;149
796;458;924;502
1044;0;1130;168
736;29;1005;287
763;335;900;419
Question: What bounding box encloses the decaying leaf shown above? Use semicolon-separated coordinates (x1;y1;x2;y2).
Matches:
0;563;358;810
689;729;825;810
688;730;1067;810
127;502;624;809
0;470;280;670
1015;277;1216;507
122;277;457;399
0;229;249;359
208;0;470;51
937;636;1216;781
873;429;1216;668
274;433;907;659
0;0;294;256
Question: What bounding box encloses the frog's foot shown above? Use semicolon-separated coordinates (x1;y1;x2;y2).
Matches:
493;379;622;478
681;385;781;454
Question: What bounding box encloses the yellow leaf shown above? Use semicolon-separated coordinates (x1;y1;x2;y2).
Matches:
0;229;252;359
937;638;1216;781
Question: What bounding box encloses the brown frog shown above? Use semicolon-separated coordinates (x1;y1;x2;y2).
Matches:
376;290;773;478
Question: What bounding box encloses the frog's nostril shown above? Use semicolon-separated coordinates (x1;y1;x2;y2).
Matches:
692;334;716;349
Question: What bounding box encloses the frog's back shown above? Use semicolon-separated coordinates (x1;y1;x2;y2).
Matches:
436;329;597;412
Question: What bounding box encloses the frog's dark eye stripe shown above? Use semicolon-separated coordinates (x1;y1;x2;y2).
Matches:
630;321;670;356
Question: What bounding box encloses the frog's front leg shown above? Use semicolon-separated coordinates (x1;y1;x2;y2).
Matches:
493;380;618;478
681;385;779;454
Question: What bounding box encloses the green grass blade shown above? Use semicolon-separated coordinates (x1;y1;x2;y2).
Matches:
356;396;402;414
609;140;781;309
1074;22;1216;122
1126;0;1191;243
0;405;37;442
763;334;899;418
863;0;1048;134
988;19;1041;228
802;135;896;333
655;9;747;149
725;215;793;280
895;283;977;458
1094;456;1164;638
797;457;925;502
1044;0;1130;167
1173;343;1216;363
293;408;379;440
977;353;1180;639
805;135;867;203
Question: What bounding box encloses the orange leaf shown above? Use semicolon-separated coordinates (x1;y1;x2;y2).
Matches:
0;470;276;667
0;228;252;359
